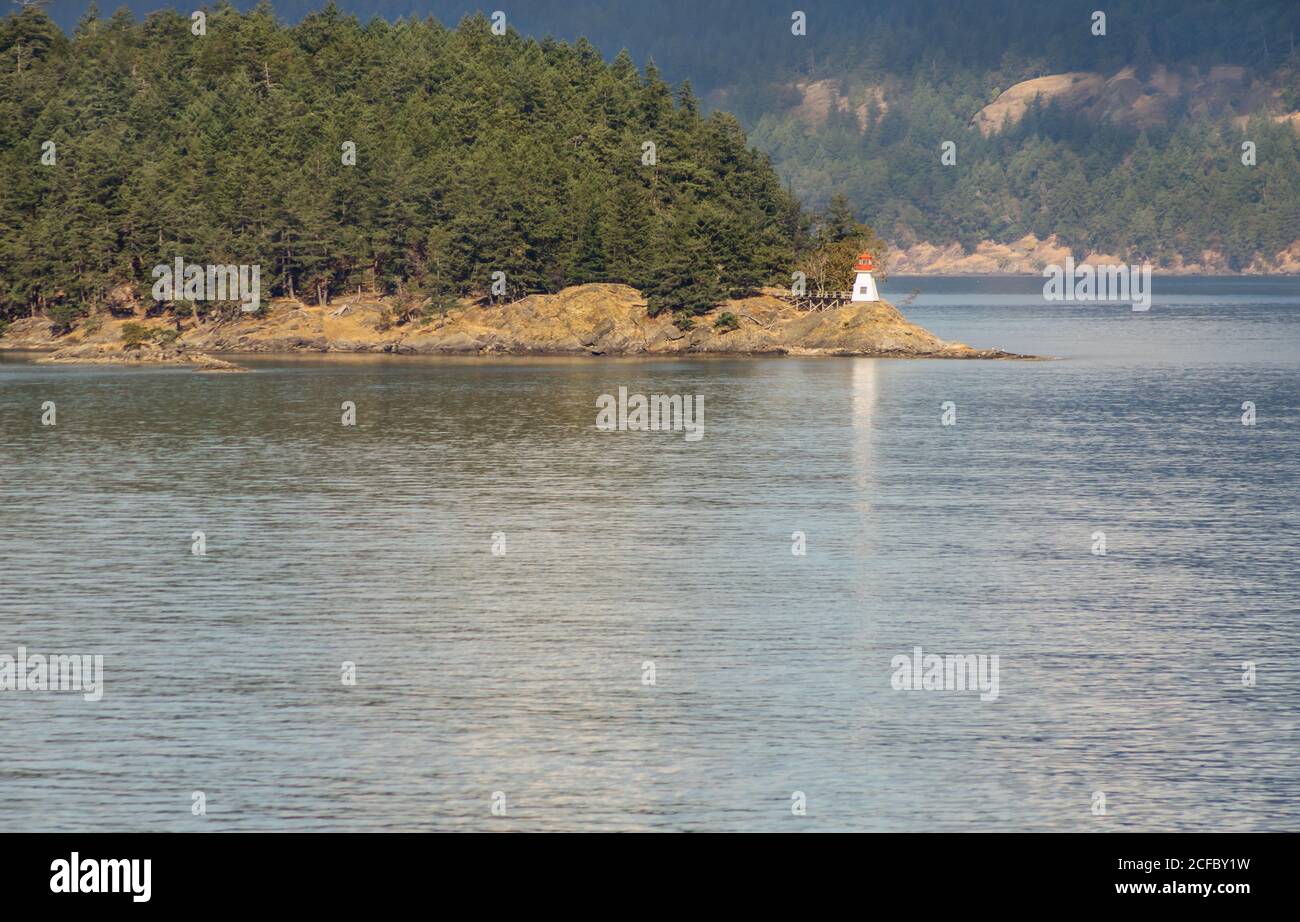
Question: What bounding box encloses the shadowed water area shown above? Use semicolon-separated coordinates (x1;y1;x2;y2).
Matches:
1;276;1297;830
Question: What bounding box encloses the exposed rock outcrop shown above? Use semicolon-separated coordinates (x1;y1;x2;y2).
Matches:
1;284;1031;361
786;78;889;132
31;338;249;371
182;284;1023;358
972;65;1300;137
889;234;1300;276
35;341;189;365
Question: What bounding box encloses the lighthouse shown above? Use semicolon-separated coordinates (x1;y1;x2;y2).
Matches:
851;251;880;302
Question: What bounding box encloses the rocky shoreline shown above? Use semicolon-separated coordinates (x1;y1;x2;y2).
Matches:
0;283;1034;368
32;342;247;372
889;234;1300;276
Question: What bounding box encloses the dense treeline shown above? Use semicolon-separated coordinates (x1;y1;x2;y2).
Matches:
37;0;1300;270
0;3;808;325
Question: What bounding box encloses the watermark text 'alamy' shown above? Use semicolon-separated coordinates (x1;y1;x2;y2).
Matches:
1043;257;1152;311
152;257;260;312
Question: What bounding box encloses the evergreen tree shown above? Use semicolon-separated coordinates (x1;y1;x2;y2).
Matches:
0;5;804;325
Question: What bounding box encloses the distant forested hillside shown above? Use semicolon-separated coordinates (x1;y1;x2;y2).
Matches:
733;1;1300;267
0;4;808;324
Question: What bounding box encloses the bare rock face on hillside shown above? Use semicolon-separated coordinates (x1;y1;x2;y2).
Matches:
972;65;1299;137
3;284;1029;360
788;79;889;132
973;72;1106;135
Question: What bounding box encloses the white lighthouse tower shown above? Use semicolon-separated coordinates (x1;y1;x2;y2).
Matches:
851;251;880;302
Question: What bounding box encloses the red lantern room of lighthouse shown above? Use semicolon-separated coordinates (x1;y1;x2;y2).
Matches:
851;251;880;302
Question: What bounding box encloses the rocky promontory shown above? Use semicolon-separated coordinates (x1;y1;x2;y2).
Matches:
30;340;248;371
0;284;1030;363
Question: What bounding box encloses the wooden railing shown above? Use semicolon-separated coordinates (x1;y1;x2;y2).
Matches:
772;291;855;311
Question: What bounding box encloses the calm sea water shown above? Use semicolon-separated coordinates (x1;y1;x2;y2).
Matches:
1;276;1297;832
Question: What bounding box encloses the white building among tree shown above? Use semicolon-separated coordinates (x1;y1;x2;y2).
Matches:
851;252;880;302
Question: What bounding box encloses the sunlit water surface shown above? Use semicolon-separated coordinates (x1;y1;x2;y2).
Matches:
1;276;1297;831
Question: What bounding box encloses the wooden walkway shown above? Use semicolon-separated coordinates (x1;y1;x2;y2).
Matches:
772;291;855;311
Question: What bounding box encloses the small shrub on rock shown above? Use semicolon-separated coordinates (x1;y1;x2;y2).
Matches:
713;312;740;333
